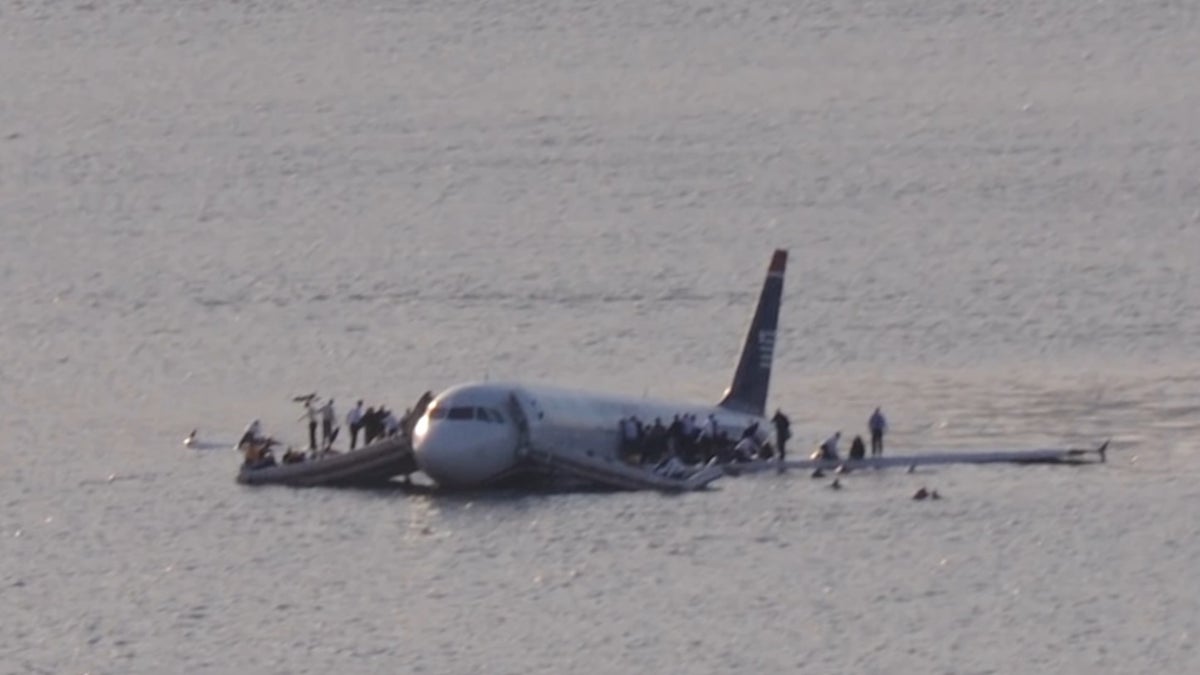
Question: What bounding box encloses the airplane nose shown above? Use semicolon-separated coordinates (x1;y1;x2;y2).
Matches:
411;425;462;482
412;419;519;487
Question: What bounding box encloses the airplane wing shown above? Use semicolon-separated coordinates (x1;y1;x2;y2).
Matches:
725;442;1109;476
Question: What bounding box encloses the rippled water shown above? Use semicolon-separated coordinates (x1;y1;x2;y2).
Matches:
3;1;1199;673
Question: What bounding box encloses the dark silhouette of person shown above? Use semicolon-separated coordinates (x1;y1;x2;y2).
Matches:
363;407;384;445
771;409;791;461
849;435;866;460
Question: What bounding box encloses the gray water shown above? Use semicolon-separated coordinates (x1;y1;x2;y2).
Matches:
3;1;1200;673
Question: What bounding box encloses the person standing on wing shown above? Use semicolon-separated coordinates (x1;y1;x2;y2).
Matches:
771;409;791;462
346;400;365;450
869;407;888;457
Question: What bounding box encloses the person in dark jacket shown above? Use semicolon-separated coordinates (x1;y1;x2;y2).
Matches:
362;407;385;445
849;435;866;460
868;407;888;456
771;409;791;461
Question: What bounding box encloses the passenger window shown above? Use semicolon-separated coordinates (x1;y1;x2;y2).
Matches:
447;407;474;420
490;409;505;423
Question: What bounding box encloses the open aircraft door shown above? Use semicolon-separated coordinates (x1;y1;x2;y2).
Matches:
507;391;540;459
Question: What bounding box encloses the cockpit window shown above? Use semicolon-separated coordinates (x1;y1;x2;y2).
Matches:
429;406;506;423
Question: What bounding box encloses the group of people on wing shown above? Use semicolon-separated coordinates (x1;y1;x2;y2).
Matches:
617;405;887;474
299;393;434;451
811;407;888;461
619;410;791;468
339;400;406;450
240;391;435;470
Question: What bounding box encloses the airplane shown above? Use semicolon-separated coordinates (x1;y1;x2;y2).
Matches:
408;249;1107;492
410;249;789;490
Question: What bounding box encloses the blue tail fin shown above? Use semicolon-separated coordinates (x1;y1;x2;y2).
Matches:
717;249;787;416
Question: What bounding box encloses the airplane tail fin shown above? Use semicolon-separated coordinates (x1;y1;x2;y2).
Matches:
718;249;787;416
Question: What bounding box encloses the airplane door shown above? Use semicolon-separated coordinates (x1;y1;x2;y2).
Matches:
507;391;540;457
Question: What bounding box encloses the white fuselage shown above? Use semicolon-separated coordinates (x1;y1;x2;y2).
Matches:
411;248;789;488
411;381;765;487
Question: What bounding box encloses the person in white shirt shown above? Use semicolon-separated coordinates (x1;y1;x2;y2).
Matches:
319;399;337;450
298;402;318;451
346;400;365;450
